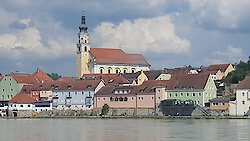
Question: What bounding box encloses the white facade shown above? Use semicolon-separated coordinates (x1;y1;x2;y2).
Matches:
8;103;33;111
93;64;150;74
236;89;250;116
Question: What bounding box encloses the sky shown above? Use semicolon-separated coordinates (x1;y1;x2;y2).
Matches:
0;0;249;76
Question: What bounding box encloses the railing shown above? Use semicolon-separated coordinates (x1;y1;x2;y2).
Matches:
196;105;211;116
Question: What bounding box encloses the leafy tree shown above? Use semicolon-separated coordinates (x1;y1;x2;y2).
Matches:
222;56;250;85
47;73;62;80
101;104;110;116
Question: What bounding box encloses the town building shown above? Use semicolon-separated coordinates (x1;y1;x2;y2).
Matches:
82;74;129;86
166;73;217;106
94;80;169;109
202;64;235;80
52;80;105;110
76;10;150;77
235;76;250;116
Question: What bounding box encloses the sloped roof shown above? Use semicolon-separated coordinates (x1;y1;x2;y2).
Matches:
9;93;36;103
0;74;3;81
7;72;38;84
96;80;169;96
90;48;150;66
82;74;129;86
210;97;231;102
32;69;53;82
167;73;210;90
144;70;167;80
236;76;250;89
55;77;77;82
202;64;231;72
165;66;194;75
30;80;102;91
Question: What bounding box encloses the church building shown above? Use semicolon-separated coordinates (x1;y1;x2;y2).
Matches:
76;11;150;78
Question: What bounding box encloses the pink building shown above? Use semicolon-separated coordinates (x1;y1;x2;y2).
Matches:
94;80;169;109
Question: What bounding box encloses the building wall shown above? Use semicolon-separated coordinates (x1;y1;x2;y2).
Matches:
156;74;171;80
52;90;95;108
224;64;235;77
93;64;150;74
210;102;229;110
236;89;250;116
0;76;27;101
8;103;33;111
229;101;236;116
137;72;148;85
95;95;136;109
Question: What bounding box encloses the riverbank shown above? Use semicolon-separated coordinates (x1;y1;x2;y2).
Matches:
4;115;250;120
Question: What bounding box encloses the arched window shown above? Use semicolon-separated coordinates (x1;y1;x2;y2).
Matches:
107;68;112;74
85;40;87;43
123;69;126;73
131;68;136;73
115;68;120;74
123;68;128;73
84;46;87;51
100;68;104;74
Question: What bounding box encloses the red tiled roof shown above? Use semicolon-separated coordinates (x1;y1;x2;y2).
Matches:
32;69;53;82
202;64;230;72
0;74;3;81
166;66;194;75
82;74;129;86
55;77;77;82
30;80;102;91
7;72;38;84
236;76;250;89
168;73;210;90
9;93;36;103
144;70;168;80
90;48;150;66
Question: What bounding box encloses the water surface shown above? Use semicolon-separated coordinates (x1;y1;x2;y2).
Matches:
0;118;249;141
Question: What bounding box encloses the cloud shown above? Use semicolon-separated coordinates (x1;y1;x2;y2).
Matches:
186;0;250;30
91;15;190;54
206;46;244;64
0;26;74;60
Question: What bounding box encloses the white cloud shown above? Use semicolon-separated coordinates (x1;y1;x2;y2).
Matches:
206;46;244;64
187;0;250;29
0;27;74;60
91;15;190;54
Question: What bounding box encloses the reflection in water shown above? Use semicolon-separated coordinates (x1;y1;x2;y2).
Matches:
0;118;250;141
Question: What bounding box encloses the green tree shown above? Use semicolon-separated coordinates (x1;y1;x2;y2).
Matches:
222;56;250;85
47;73;62;80
101;104;110;116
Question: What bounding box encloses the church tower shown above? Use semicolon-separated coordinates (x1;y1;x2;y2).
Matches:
76;10;91;77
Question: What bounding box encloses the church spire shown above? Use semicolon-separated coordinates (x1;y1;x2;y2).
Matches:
79;9;88;33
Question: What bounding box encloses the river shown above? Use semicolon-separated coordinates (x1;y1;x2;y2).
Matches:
0;118;249;141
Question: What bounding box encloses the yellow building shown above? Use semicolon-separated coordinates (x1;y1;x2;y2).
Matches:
76;11;150;78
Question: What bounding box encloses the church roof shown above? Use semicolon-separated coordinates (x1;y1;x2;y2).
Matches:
90;48;150;66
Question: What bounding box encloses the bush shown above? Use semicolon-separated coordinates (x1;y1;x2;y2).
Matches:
101;104;110;116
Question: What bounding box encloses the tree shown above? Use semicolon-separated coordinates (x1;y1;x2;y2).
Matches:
222;56;250;85
101;104;110;116
47;73;62;80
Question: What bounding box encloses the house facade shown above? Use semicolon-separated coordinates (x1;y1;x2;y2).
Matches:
52;80;105;110
166;73;217;106
76;11;150;77
235;76;250;116
94;80;168;109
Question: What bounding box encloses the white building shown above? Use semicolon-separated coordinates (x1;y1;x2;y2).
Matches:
76;10;150;78
236;76;250;116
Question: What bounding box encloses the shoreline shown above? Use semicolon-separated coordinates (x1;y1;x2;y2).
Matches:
3;115;250;120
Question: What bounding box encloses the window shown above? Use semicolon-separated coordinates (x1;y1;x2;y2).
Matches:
213;102;218;106
242;101;245;105
180;93;183;97
20;105;23;107
131;97;134;100
222;103;225;106
151;97;154;100
169;93;172;97
28;105;30;107
193;93;195;97
175;93;178;97
108;69;111;74
198;93;202;97
124;97;128;101
115;69;119;74
158;97;160;100
98;98;100;101
84;46;87;51
243;92;245;96
10;88;13;91
100;69;103;74
2;89;4;92
186;93;189;97
123;69;126;73
103;98;106;101
131;69;136;73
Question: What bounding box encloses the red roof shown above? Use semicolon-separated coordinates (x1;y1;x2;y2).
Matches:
202;64;231;72
90;48;150;66
7;72;38;84
82;74;129;86
236;76;250;89
32;69;53;82
0;74;3;81
30;80;102;91
55;77;77;82
9;93;36;103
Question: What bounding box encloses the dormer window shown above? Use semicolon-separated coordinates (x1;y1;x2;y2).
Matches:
67;85;72;89
87;85;92;88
